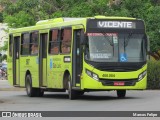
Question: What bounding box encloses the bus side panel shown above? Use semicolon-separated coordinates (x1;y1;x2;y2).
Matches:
16;59;20;85
19;57;26;87
47;54;72;89
58;55;72;89
7;56;13;85
19;56;39;87
47;56;54;88
47;55;64;89
7;35;13;85
47;55;59;88
42;58;47;86
29;56;39;88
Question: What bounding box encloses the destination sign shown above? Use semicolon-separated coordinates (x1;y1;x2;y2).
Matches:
87;19;145;33
97;21;136;29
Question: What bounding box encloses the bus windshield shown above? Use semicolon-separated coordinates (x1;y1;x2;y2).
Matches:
85;33;146;62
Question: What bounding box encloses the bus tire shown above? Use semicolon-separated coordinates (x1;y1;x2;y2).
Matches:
67;75;77;100
117;90;126;98
25;74;36;97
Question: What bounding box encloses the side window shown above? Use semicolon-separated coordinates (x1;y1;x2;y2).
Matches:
9;34;13;57
21;33;30;55
60;28;72;54
49;29;59;54
30;31;39;55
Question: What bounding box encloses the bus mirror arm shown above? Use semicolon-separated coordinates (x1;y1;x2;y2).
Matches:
80;33;87;45
147;35;150;53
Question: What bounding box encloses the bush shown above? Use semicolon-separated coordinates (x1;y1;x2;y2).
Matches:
147;60;160;89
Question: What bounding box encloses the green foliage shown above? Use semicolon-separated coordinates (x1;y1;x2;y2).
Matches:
146;6;160;51
0;12;3;22
147;60;160;89
121;0;151;19
2;54;7;60
0;54;7;62
0;0;160;52
0;41;8;51
4;11;35;27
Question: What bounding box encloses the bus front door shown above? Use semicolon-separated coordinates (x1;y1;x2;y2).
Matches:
13;36;20;85
39;33;48;87
72;29;84;87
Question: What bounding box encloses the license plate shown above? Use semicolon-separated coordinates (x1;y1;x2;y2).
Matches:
114;81;125;86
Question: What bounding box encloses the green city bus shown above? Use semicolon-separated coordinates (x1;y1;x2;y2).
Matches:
7;16;149;99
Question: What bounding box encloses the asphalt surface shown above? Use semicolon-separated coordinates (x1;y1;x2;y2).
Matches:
0;80;160;111
0;80;160;119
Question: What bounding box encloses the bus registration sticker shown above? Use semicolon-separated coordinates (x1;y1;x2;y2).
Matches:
114;81;125;86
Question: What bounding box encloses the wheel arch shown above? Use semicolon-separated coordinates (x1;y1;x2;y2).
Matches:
63;70;71;89
25;70;32;86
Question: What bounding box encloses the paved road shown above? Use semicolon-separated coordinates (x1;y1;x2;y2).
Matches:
1;90;160;111
0;80;160;111
0;80;13;88
0;80;160;120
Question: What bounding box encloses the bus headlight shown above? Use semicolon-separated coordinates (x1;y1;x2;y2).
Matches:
138;70;147;81
86;69;99;81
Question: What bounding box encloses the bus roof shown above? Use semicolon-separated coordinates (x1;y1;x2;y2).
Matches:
36;17;84;25
9;16;138;34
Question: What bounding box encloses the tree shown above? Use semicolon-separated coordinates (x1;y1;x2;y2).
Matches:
0;12;3;22
1;0;160;52
146;6;160;51
4;11;35;28
0;41;8;51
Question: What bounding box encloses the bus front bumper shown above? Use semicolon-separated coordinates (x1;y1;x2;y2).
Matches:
81;75;147;90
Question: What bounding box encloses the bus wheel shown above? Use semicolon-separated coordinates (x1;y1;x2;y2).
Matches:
117;90;126;98
67;76;77;100
25;75;36;97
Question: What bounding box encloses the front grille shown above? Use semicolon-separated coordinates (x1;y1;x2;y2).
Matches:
99;78;138;86
97;67;139;72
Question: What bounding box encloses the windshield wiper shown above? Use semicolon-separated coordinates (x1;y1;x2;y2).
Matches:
124;32;133;47
102;33;113;46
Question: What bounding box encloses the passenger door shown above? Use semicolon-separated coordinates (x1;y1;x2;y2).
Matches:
13;36;20;85
72;26;84;87
39;33;48;87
